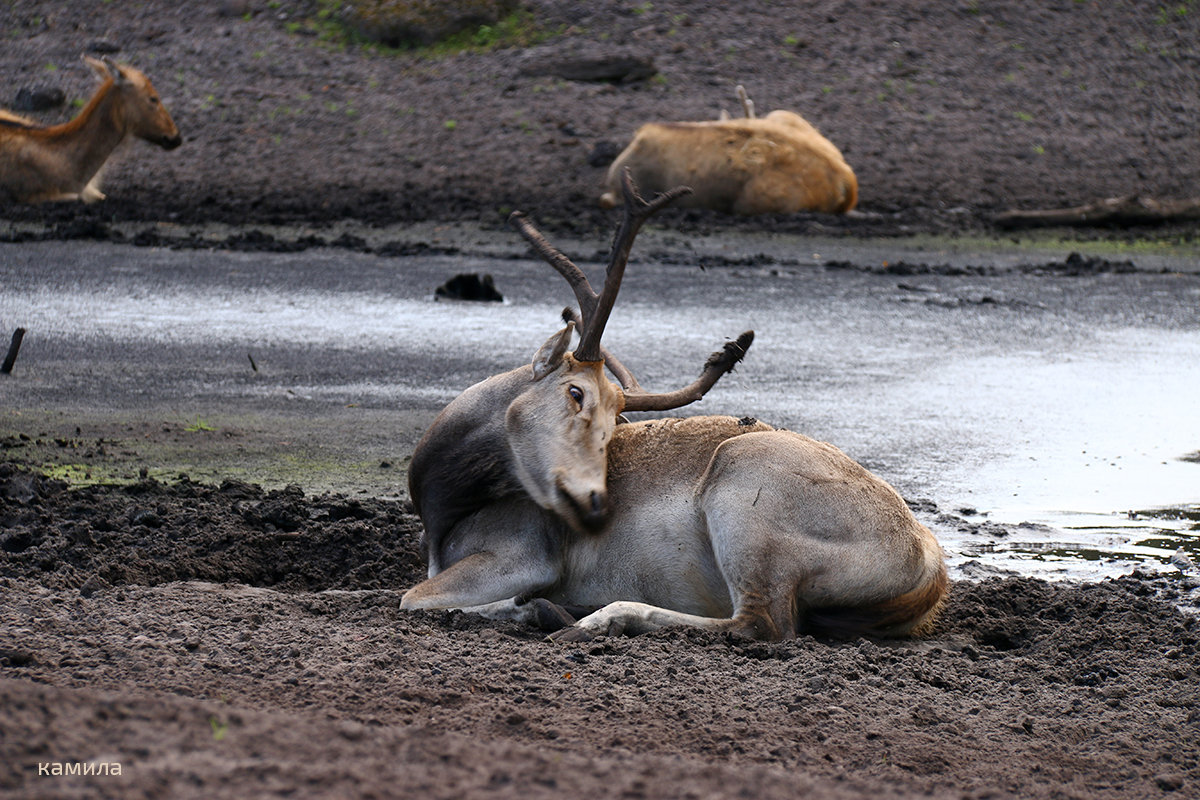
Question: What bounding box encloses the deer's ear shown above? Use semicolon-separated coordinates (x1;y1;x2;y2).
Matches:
101;56;129;85
531;323;574;381
83;55;110;81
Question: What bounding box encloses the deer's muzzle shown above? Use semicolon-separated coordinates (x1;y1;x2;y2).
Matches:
559;485;608;532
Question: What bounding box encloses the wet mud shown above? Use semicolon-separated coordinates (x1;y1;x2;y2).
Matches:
2;464;1199;799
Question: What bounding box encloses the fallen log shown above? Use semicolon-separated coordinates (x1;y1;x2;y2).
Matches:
995;195;1200;229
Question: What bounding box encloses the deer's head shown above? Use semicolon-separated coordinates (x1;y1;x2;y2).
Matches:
504;323;623;531
85;55;182;151
505;171;754;533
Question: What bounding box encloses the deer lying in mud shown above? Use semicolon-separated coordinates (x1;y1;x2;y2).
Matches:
0;56;181;203
402;172;946;641
599;87;857;216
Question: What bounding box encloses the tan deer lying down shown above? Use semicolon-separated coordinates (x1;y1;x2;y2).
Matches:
599;87;857;215
0;55;181;203
403;173;946;641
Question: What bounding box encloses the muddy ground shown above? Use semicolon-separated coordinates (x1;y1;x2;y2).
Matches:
3;1;1200;798
1;465;1198;799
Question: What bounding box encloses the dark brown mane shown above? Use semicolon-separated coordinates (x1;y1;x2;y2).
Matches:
409;438;524;558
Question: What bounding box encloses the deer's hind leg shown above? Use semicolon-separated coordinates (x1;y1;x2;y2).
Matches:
696;430;941;637
551;499;804;643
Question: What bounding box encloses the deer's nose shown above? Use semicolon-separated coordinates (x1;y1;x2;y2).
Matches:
580;490;608;531
555;478;609;533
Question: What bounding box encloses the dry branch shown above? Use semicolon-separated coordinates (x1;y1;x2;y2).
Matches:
995;195;1200;229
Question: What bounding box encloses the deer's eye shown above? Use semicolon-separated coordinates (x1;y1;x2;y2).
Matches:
568;385;584;405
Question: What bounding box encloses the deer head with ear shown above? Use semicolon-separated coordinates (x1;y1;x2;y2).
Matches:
497;170;753;532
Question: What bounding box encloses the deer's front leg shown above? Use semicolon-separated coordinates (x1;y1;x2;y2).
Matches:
401;498;576;628
401;550;574;629
401;547;556;611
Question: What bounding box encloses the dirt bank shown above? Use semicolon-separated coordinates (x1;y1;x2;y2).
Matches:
2;0;1199;241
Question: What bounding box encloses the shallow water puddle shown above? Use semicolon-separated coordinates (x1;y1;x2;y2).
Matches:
943;505;1200;582
3;241;1198;583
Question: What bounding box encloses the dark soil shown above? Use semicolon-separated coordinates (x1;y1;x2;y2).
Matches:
1;464;1199;799
3;2;1200;798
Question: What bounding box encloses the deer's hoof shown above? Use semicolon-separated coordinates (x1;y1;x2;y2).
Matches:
547;625;596;644
527;598;576;632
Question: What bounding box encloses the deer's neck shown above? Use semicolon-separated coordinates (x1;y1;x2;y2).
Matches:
408;367;530;546
53;82;128;185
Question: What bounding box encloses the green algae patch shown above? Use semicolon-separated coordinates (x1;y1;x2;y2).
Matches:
1;408;428;499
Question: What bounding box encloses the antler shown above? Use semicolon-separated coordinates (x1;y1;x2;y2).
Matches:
736;84;756;119
622;330;754;411
509;169;691;363
560;307;755;413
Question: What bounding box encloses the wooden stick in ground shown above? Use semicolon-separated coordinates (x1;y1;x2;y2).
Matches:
2;328;26;375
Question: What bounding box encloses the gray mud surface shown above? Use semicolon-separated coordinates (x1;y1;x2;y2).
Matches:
3;1;1200;798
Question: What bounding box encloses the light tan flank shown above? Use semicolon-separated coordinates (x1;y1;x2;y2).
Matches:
598;88;857;216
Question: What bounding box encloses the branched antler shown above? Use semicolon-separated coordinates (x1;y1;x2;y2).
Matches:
620;331;755;412
509;169;690;363
560;307;754;413
515;171;751;413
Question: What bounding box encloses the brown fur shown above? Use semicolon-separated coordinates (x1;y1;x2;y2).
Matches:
599;109;857;215
13;78;114;140
805;558;949;638
0;56;181;203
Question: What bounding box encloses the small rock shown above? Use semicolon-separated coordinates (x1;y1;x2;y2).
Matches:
435;273;503;302
1169;548;1195;572
85;39;122;54
11;87;64;113
587;140;621;168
